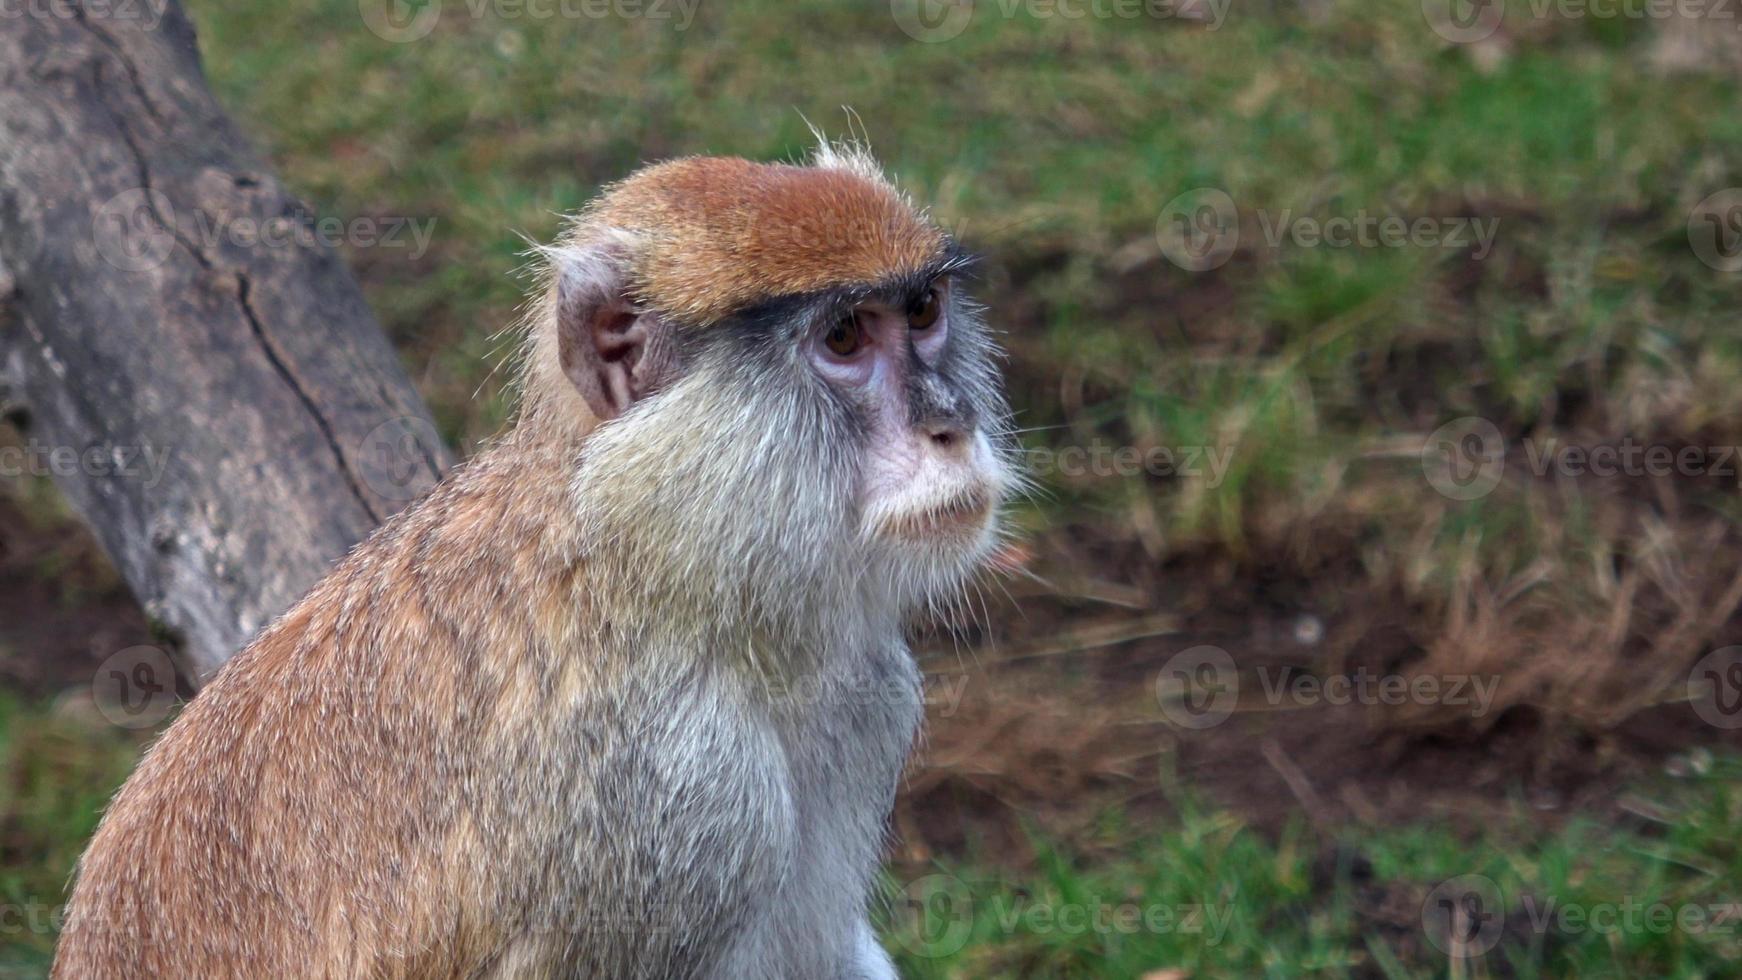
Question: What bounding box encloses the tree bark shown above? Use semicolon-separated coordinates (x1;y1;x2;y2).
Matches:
0;0;452;680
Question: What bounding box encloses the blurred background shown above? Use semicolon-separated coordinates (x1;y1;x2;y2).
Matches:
4;0;1742;975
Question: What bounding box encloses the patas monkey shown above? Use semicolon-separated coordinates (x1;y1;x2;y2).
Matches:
53;144;1015;979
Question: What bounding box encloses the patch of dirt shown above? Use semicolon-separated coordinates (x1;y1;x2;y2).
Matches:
0;493;155;697
896;527;1742;869
884;243;1742;872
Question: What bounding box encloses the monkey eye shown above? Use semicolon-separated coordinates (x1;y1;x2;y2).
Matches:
824;313;866;358
909;287;942;331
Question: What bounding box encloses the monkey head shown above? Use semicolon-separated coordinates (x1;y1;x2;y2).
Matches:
522;145;1018;631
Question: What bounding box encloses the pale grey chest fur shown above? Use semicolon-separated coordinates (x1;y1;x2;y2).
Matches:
713;634;923;980
505;635;921;980
776;634;924;881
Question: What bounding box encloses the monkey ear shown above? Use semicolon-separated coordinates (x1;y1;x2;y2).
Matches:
552;240;675;422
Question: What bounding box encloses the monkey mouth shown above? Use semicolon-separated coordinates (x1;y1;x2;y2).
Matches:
892;485;995;540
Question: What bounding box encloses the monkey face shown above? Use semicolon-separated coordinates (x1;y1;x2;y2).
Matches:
802;275;1011;557
546;152;1019;622
687;264;1017;614
556;262;1016;624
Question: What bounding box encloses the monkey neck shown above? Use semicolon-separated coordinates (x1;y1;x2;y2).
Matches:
491;411;899;681
512;379;608;457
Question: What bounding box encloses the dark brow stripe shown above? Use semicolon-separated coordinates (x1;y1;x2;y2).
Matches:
704;240;978;335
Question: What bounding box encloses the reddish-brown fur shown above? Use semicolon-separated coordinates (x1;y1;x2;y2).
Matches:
592;156;948;324
53;435;592;977
53;152;953;979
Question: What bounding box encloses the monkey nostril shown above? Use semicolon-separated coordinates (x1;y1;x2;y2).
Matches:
926;424;968;454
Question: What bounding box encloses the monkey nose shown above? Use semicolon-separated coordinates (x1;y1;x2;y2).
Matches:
922;420;972;460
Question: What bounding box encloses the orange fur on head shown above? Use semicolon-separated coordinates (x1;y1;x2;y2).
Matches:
586;154;949;325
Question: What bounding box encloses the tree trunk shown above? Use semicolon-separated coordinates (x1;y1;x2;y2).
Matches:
0;1;451;681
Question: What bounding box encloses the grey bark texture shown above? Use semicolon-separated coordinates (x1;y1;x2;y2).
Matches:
0;0;451;680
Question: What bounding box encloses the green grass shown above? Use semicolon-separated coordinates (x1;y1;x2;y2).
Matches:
7;1;1742;975
0;698;145;976
5;697;1742;977
175;6;1742;683
185;1;1742;457
880;765;1742;978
